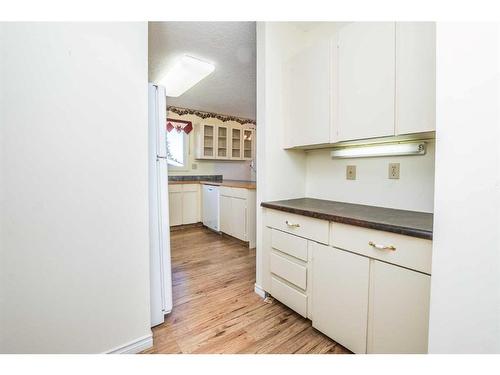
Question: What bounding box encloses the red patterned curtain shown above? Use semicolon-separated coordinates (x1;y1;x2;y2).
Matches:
166;118;193;134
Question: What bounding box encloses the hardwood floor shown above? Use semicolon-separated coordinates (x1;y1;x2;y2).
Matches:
143;226;350;354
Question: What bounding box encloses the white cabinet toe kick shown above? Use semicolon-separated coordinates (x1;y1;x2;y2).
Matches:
262;207;432;354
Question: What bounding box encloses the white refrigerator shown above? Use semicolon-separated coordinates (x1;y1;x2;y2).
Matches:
148;83;173;327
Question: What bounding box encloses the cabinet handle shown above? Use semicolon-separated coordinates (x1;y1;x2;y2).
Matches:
368;241;396;251
285;220;300;228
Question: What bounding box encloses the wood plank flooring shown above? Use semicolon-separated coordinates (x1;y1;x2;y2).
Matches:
142;226;350;354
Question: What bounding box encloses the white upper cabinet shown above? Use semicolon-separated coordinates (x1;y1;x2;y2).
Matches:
395;22;436;135
281;22;435;148
283;37;332;148
333;22;396;142
196;123;255;161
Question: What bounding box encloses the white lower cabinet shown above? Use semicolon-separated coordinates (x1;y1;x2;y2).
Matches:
168;184;200;226
168;190;183;226
219;187;256;247
219;195;232;234
312;243;370;354
263;208;432;354
182;190;200;224
367;260;431;354
312;243;431;354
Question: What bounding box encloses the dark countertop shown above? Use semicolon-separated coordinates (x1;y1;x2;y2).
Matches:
261;198;433;240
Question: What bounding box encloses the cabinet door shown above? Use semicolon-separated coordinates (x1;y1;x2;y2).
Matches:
168;191;183;226
395;22;436;135
182;190;199;224
230;197;247;241
216;125;229;159
367;260;431;354
242;129;254;160
312;243;370;353
230;127;242;159
335;22;395;142
284;38;332;148
219;195;232;235
201;124;215;158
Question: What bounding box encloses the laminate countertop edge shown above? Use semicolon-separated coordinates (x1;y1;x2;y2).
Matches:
261;201;433;240
169;180;256;190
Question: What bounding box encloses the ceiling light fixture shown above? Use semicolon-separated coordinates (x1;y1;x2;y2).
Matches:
159;55;215;97
330;142;426;159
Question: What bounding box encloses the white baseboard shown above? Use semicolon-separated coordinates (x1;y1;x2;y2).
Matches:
254;283;267;299
106;333;153;354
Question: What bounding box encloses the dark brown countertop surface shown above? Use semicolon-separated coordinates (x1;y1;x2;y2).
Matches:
261;198;433;240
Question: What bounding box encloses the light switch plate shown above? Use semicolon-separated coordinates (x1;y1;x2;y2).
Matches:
389;163;400;179
346;165;356;180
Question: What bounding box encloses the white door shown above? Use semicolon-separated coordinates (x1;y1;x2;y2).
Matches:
395;22;436;135
335;22;395;142
168;191;183;226
284;37;332;148
230;197;247;241
367;260;431;353
312;243;370;353
219;195;232;235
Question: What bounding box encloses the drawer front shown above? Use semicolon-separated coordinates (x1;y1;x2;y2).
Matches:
168;184;183;193
271;276;307;317
219;186;232;197
270;252;307;290
271;229;308;261
265;209;329;244
229;187;247;199
182;184;199;192
330;222;432;274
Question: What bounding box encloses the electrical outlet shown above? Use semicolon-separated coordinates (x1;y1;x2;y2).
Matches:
346;165;356;180
192;163;198;170
389;163;400;179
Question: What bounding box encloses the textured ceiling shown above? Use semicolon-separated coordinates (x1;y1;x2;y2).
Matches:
149;22;256;120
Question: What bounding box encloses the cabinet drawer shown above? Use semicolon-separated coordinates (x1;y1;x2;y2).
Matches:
271;229;308;261
168;184;183;193
270;252;307;290
182;184;199;192
229;187;247;199
271;276;307;317
220;186;248;199
265;209;329;244
330;222;432;274
219;186;232;197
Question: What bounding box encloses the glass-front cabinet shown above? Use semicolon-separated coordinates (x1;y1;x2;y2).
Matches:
196;123;255;161
231;128;242;159
243;128;254;160
217;125;229;159
199;124;215;159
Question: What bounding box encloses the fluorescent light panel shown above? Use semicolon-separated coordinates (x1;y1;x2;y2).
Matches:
159;55;215;97
330;142;426;159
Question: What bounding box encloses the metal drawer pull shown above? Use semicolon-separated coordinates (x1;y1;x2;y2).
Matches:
368;241;396;251
285;220;300;228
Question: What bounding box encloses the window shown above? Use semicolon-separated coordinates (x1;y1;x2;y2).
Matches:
166;130;188;168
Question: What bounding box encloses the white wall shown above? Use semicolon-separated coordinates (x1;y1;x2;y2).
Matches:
255;22;308;288
305;141;435;213
0;23;151;353
166;111;255;181
428;23;500;353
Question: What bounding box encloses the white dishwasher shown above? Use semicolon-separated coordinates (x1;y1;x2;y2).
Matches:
202;184;220;232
